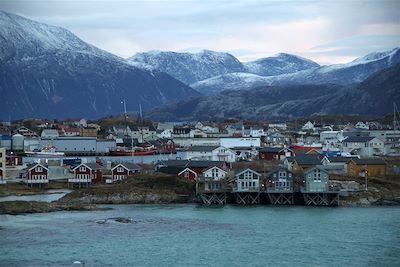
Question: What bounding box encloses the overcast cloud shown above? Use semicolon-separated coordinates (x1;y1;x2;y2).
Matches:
1;0;399;64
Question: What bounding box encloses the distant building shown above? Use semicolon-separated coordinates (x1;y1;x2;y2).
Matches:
15;126;38;138
342;136;385;157
258;147;294;161
24;163;49;187
232;168;262;192
0;148;5;184
71;163;104;184
346;158;386;177
302;166;329;193
111;163;140;181
186;146;236;162
41;129;59;139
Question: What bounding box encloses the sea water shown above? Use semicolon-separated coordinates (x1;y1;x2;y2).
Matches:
0;205;399;266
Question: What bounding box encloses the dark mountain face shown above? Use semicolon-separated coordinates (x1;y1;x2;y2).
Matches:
148;64;400;122
0;11;199;119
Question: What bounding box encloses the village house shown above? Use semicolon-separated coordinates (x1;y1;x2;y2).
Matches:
267;168;294;192
185;146;236;162
70;163;103;185
302;121;315;131
321;156;350;175
111;162;141;181
178;167;198;182
41;129;59;139
156;160;230;177
264;131;288;146
258;147;294;161
80;127;98;137
172;126;192;138
346;158;387;177
24;163;49;187
268;122;287;131
14;126;38;138
342;136;385;157
232;168;262;192
302;166;329;192
199;166;227;191
130;126;157;142
59;125;80;137
284;155;323;172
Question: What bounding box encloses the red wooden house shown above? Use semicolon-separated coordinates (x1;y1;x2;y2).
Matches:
72;163;103;184
25;163;49;187
258;147;294;161
111;163;141;181
178;168;198;182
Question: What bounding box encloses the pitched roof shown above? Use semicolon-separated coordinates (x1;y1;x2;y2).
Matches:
293;154;322;165
112;162;141;171
26;163;48;171
235;168;261;177
186;146;220;152
343;136;374;143
326;156;351;163
74;162;103;170
350;158;386;165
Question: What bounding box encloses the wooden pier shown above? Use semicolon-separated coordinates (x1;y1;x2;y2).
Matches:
196;177;228;205
233;191;260;205
267;189;294;205
301;189;340;206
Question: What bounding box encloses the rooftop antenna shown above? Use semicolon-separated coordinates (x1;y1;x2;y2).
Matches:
121;99;128;136
394;102;400;131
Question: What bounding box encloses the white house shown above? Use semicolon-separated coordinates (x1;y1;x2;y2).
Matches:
249;127;265;137
186;146;236;162
355;122;369;130
233;168;262;192
41;129;59;139
342;136;385;157
203;166;227;179
302;121;315;131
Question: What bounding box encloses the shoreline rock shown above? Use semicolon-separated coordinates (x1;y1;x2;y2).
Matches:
0;201;110;215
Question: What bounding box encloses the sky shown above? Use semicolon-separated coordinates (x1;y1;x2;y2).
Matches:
1;0;399;64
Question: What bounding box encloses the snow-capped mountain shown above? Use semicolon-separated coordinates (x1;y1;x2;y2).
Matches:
0;11;199;119
128;50;245;85
192;48;400;94
149;63;400;121
244;53;320;76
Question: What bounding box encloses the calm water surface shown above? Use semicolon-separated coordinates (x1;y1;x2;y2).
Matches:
0;205;399;266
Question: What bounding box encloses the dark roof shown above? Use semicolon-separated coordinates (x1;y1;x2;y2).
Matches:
343;136;374;143
26;163;48;170
350;158;386;165
112;162;141;170
293;155;322;165
186;146;220;152
235;168;261;177
258;147;292;153
83;162;103;170
326;156;352;163
157;159;225;169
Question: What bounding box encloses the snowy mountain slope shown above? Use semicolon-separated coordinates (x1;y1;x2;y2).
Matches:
192;48;400;94
244;53;320;76
148;64;400;121
128;50;245;84
0;11;199;119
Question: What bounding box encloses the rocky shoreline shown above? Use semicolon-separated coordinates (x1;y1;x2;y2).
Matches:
0;201;110;215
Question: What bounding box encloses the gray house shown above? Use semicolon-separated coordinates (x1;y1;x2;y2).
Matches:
267;168;294;192
302;166;329;192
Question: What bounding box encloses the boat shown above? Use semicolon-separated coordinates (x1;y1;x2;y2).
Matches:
25;146;65;158
291;143;323;151
108;148;157;156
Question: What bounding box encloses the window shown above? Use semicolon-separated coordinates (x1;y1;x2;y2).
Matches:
117;167;124;172
35;166;42;172
79;166;86;172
